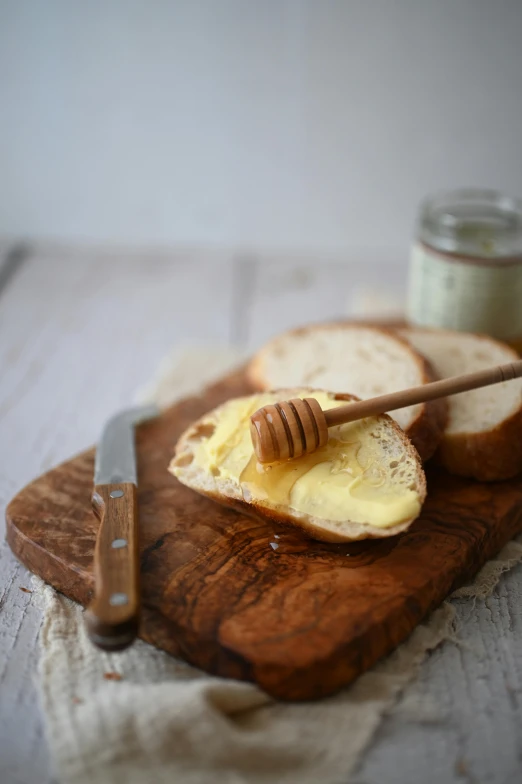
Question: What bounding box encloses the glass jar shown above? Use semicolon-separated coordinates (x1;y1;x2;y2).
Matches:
407;189;522;349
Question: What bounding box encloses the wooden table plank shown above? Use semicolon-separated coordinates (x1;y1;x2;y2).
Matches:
245;258;522;784
0;247;237;784
352;567;522;784
244;255;407;350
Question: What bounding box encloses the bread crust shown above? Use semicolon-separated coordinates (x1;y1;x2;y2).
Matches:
171;389;427;543
400;327;522;482
246;322;448;462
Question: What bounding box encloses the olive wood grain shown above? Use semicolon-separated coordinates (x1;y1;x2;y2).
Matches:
6;367;522;701
84;482;140;651
251;359;522;463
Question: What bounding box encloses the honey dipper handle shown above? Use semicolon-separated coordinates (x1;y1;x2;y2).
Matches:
323;359;522;428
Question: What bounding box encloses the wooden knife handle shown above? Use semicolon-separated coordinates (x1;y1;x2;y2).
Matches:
85;483;140;651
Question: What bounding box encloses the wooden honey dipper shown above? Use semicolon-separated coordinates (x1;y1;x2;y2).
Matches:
250;359;522;464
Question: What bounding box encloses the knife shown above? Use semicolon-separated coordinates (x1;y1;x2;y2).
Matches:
85;404;158;651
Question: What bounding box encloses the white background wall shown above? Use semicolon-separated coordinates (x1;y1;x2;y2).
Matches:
1;0;521;255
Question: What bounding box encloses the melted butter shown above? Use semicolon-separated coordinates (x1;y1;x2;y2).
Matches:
239;438;360;506
185;390;421;529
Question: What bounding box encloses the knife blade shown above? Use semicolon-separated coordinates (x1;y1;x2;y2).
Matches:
85;404;158;651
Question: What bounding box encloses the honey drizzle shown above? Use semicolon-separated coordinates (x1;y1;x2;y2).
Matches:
239;437;361;506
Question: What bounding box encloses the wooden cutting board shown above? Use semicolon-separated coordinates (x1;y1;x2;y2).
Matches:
7;367;522;701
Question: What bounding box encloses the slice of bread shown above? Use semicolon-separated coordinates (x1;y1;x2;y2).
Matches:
398;327;522;481
247;323;447;462
170;388;427;542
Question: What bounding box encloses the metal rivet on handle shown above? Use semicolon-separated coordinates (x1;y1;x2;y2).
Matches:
109;593;128;606
111;538;127;549
110;489;124;499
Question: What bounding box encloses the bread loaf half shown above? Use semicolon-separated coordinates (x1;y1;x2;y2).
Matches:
247;323;447;461
170;388;427;542
399;327;522;481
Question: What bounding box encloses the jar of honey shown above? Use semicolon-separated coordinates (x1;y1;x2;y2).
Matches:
407;189;522;351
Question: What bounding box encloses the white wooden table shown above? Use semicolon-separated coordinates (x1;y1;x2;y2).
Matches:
0;246;521;784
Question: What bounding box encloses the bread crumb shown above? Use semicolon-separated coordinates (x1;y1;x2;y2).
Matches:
19;586;32;594
71;696;83;704
104;672;122;681
454;758;468;777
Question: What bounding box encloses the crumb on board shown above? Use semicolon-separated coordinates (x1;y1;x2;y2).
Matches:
454;758;468;777
71;696;83;704
104;672;123;681
19;587;32;594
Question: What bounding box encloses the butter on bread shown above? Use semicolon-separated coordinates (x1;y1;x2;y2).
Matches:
246;323;447;462
399;327;522;481
170;388;427;542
